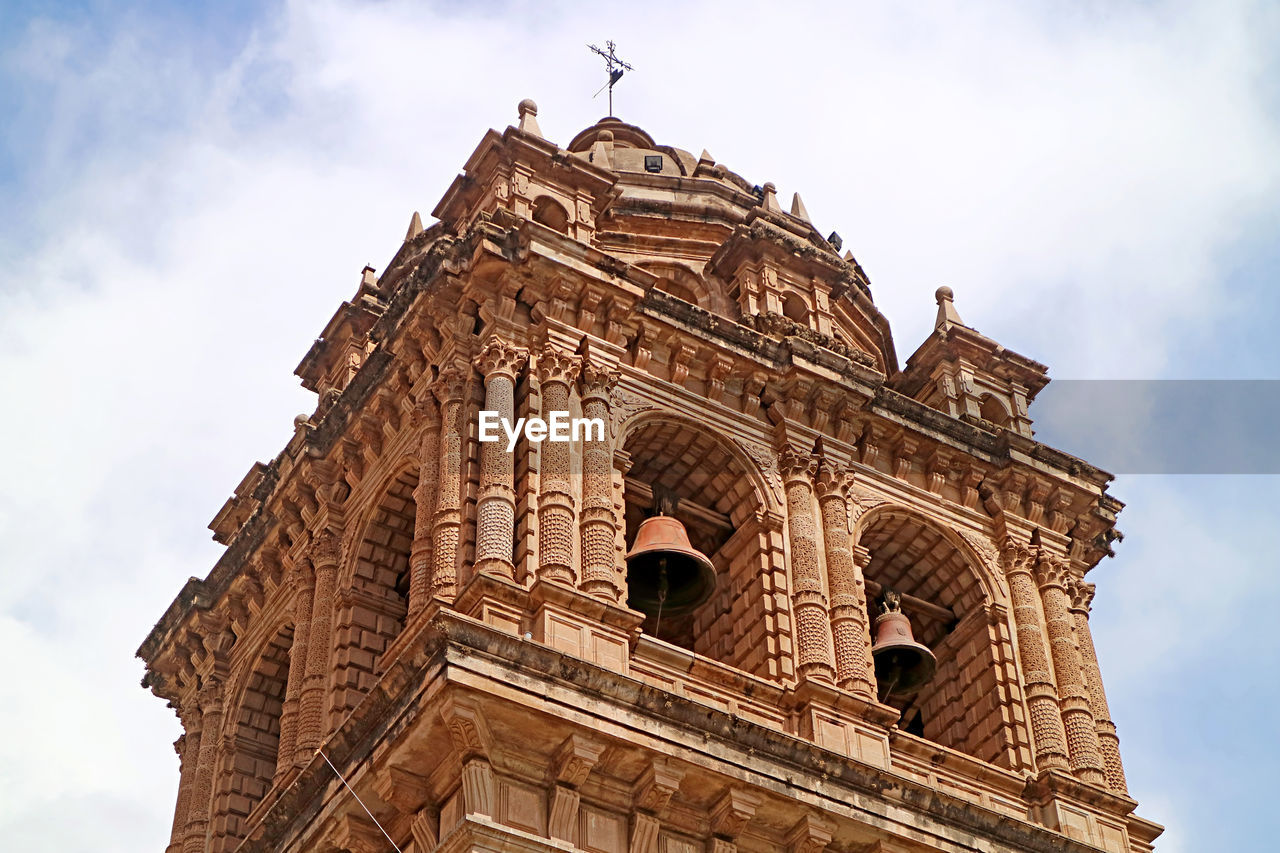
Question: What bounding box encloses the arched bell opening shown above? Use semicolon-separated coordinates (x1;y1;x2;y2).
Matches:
214;623;293;848
622;418;789;681
859;509;1029;770
329;465;417;720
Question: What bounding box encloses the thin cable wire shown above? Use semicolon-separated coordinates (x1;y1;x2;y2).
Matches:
318;750;404;853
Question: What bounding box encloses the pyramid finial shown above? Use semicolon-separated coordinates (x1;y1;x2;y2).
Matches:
404;211;423;242
517;98;543;137
935;286;965;330
790;192;812;223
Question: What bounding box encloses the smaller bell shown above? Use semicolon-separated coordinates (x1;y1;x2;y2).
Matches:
625;514;716;621
871;589;937;698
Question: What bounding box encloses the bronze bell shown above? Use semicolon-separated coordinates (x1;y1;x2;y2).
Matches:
871;590;937;697
625;514;716;621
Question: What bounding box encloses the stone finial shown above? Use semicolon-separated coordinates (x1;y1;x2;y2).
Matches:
698;148;715;166
790;192;812;223
517;98;543;137
404;210;423;241
591;129;614;169
761;182;781;213
935;285;964;330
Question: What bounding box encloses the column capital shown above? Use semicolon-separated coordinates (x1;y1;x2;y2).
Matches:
813;460;848;499
777;445;817;482
579;359;619;398
1068;577;1096;614
536;345;581;386
999;537;1036;576
432;365;468;404
196;675;225;714
308;529;342;568
474;338;528;381
1033;551;1071;590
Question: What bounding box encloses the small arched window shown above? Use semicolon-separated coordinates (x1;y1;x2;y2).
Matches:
979;393;1012;428
531;196;570;233
782;292;810;324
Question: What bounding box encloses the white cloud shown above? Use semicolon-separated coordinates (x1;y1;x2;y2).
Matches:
1;1;1277;849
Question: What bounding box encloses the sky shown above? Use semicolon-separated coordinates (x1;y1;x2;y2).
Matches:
1;1;1278;850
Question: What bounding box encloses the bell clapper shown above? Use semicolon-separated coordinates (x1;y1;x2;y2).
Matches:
653;557;669;637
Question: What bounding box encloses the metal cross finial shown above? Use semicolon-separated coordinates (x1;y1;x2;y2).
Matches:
588;40;633;116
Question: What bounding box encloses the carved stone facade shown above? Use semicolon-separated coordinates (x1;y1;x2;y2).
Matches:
142;104;1160;853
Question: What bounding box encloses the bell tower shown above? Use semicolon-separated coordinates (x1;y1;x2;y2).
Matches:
139;102;1161;853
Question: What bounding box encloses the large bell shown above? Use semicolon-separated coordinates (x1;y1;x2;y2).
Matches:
871;591;937;698
625;514;716;620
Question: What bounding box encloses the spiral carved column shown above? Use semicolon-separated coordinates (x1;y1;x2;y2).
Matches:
280;558;313;773
408;395;441;618
296;532;340;754
431;368;467;601
1001;539;1070;772
473;340;528;580
1035;552;1107;785
182;678;225;853
814;463;875;698
536;345;581;585
1068;577;1128;792
578;360;622;602
779;446;835;683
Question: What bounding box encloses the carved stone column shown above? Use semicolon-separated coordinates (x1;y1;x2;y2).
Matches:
182;677;225;853
296;531;340;754
1036;552;1106;785
408;394;441;618
167;702;199;853
431;368;467;601
536;346;581;585
473;339;529;580
1000;539;1070;772
1070;577;1128;791
280;558;313;773
578;360;622;602
813;462;875;698
779;446;836;683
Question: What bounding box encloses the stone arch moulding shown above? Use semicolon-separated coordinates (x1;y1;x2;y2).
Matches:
616;408;779;516
211;620;295;849
635;260;728;314
328;456;420;722
851;501;1005;605
337;454;422;588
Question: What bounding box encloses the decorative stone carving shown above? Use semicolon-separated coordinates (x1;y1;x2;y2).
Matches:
537;346;582;584
409;394;441;618
1067;578;1129;794
813;459;875;698
1035;551;1106;785
1000;538;1070;773
430;367;468;601
473;339;529;580
779;445;835;683
579;359;623;602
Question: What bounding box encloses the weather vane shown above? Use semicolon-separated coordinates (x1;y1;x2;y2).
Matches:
588;40;633;117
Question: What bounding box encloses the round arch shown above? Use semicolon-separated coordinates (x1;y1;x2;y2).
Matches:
330;458;419;720
852;503;1001;620
617;409;778;520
